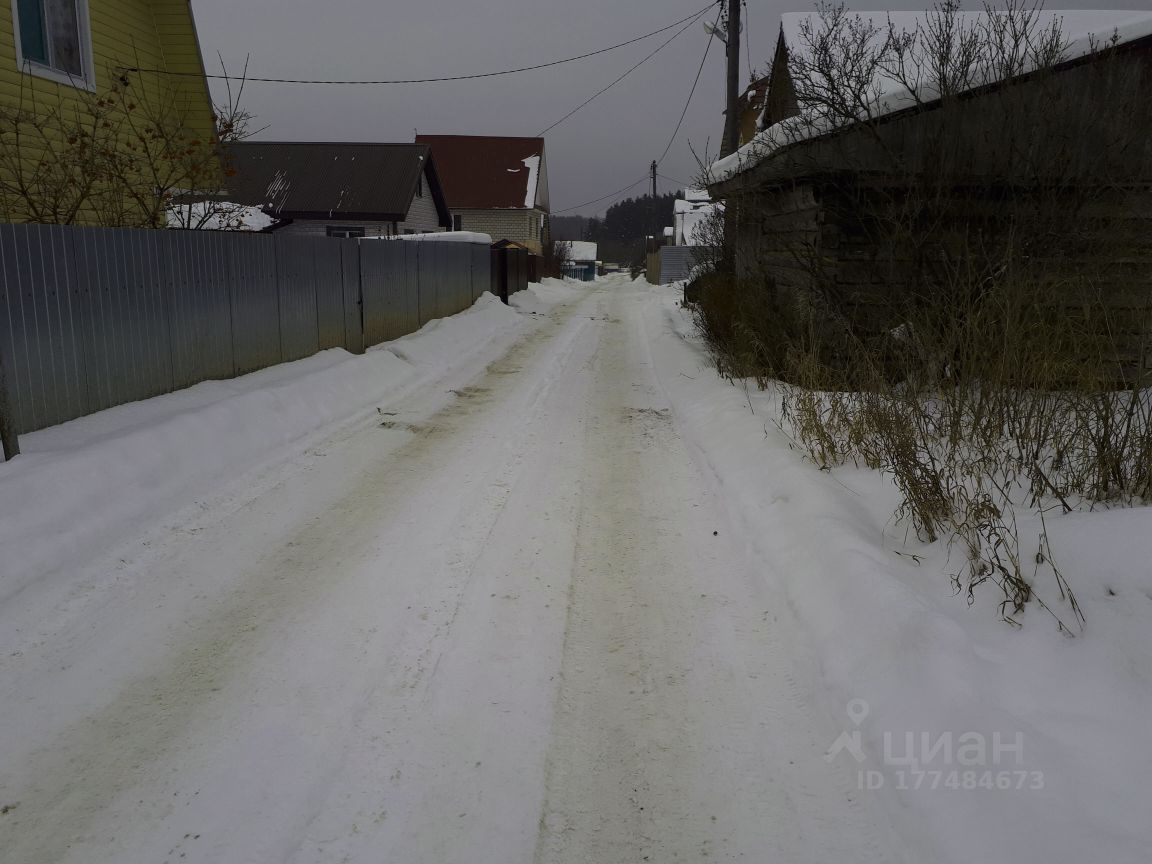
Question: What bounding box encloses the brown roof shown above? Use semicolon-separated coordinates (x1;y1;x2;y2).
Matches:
225;142;450;224
415;135;546;211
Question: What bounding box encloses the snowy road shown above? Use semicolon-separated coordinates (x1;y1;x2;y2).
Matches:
0;278;910;863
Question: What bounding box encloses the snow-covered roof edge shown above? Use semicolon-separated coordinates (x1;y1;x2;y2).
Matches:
709;9;1152;184
565;241;598;262
365;231;493;244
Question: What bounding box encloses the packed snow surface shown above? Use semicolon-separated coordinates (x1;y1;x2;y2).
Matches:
1;277;1149;863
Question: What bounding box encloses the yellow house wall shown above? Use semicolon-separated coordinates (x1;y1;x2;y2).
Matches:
0;0;218;223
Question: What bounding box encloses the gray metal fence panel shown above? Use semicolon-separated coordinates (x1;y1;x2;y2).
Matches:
658;246;706;283
126;228;173;405
340;241;363;355
2;225;78;430
360;240;415;346
415;241;438;325
275;235;320;363
423;241;458;320
169;229;234;389
420;243;471;321
403;241;421;333
470;243;491;302
226;232;281;375
1;226;37;431
443;243;473;315
0;227;489;437
315;239;348;351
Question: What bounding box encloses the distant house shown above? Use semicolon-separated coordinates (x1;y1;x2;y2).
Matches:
415;135;550;254
673;189;721;246
1;0;220;225
226;142;451;237
563;241;598;281
738;75;772;146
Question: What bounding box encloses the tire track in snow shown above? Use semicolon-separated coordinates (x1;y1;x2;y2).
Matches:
0;291;601;864
533;287;906;863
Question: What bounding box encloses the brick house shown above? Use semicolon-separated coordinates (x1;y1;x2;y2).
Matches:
415;135;549;253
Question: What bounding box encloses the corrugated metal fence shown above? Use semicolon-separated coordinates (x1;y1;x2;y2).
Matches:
656;246;708;284
0;225;492;435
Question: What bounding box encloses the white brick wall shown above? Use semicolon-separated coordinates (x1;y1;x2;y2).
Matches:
451;208;547;253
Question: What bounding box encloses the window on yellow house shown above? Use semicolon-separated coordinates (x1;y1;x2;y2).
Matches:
13;0;93;87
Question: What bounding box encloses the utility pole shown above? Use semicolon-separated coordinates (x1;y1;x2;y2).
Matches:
649;159;659;245
720;0;742;157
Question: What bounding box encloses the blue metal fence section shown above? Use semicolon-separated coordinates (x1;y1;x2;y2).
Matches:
0;225;494;436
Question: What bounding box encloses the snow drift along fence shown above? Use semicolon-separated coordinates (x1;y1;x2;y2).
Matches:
0;225;492;435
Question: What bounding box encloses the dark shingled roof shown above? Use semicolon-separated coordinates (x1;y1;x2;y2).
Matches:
415;135;546;211
225;142;450;224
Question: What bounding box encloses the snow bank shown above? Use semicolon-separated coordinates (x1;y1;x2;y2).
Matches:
646;286;1152;864
508;277;587;316
0;285;571;603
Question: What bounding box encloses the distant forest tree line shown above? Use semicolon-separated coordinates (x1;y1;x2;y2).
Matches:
552;192;681;266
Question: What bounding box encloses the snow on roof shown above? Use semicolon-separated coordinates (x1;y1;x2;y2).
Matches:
521;155;541;208
367;231;493;244
779;9;1152;57
565;241;598;262
675;197;723;245
415;135;546;211
674;195;715;215
165;202;277;231
710;9;1152;183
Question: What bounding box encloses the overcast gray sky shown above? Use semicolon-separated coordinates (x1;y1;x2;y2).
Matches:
190;0;1150;216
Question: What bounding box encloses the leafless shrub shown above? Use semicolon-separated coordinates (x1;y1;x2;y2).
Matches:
0;55;257;229
540;238;571;279
698;0;1152;629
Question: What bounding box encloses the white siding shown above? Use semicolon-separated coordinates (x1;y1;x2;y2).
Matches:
398;174;444;233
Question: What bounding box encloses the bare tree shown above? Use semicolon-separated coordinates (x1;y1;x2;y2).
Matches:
697;1;1152;627
0;55;261;229
540;238;572;279
167;55;271;231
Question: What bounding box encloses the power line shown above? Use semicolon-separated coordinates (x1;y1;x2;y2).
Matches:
654;5;724;168
122;3;719;86
552;175;649;215
536;5;714;137
657;171;691;188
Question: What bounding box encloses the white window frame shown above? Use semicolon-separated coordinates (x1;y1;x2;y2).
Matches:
11;0;96;91
326;226;365;239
